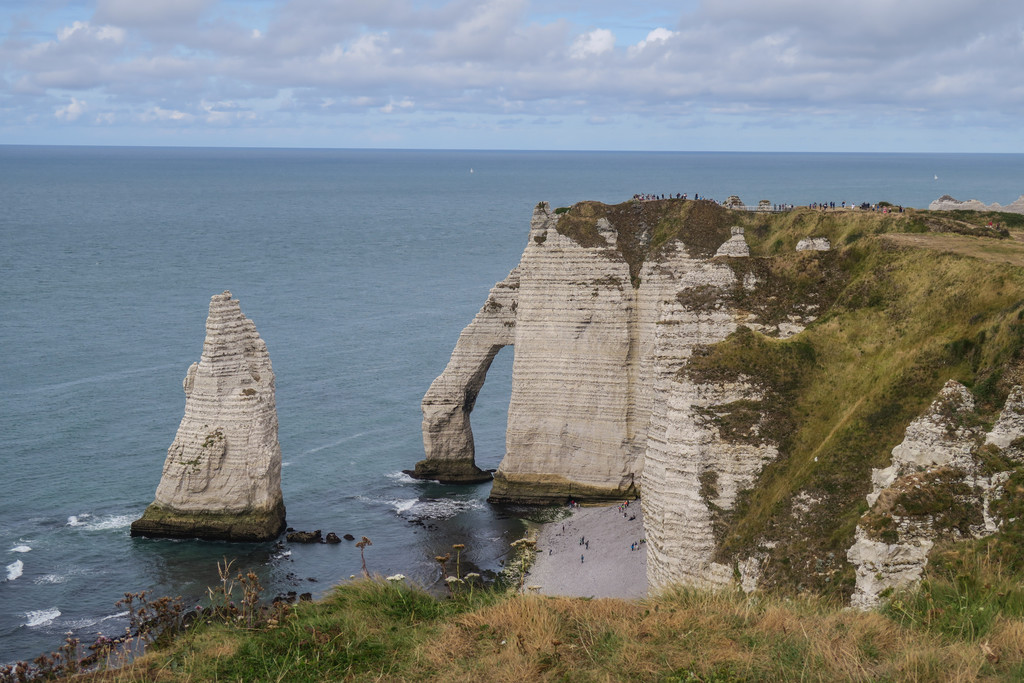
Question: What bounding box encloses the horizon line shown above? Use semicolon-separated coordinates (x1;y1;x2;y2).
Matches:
2;143;1021;156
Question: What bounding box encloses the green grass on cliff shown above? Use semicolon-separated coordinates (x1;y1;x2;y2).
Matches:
69;559;1024;682
558;200;1024;597
683;208;1024;597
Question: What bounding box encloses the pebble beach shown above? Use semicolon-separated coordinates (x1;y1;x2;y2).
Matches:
524;503;647;599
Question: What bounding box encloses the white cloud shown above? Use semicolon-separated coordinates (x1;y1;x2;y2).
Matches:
630;27;676;53
570;29;616;59
381;98;414;113
141;106;194;123
57;21;126;44
3;0;1024;149
54;97;87;121
94;0;213;27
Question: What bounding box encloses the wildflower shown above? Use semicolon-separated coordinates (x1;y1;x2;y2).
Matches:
386;574;406;582
464;572;481;580
445;576;465;584
452;543;465;550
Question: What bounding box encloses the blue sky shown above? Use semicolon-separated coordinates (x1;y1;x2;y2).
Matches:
2;0;1022;151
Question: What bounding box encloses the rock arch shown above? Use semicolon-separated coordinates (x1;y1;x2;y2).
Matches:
408;268;519;482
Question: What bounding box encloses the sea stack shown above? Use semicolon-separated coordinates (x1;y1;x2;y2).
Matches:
131;291;286;542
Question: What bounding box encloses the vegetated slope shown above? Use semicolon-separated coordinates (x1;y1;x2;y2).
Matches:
553;199;1024;597
80;569;1024;682
687;206;1024;597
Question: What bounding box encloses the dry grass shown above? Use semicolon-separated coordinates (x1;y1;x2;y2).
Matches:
880;232;1024;267
418;586;1024;682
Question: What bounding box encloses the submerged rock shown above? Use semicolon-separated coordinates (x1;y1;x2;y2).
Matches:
131;291;286;542
287;530;323;544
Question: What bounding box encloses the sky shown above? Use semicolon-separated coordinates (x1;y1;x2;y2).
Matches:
1;0;1023;151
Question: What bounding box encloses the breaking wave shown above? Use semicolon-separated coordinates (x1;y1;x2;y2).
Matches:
6;560;24;581
25;608;60;628
386;498;485;520
385;471;417;485
81;514;133;531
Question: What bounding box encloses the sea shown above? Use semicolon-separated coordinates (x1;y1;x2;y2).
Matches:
2;146;1023;663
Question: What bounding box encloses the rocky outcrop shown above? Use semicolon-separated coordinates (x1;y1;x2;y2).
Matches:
714;227;750;257
131;292;286;542
848;381;1023;608
409;267;517;482
929;194;1024;214
419;198;1024;602
419;199;807;588
796;237;831;252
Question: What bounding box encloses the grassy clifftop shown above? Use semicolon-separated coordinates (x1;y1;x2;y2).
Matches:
70;557;1024;681
556;199;1024;598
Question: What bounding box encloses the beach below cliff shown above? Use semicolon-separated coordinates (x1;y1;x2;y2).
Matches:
525;503;647;599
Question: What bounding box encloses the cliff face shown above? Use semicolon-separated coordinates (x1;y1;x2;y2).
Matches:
849;382;1024;607
131;291;286;542
417;199;1024;600
929;194;1024;214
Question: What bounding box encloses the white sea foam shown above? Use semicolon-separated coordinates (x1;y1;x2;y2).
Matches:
391;499;417;514
82;514;133;531
412;499;485;520
25;608;60;627
34;574;68;585
9;545;31;553
6;560;24;581
385;471;417;484
387;498;485;520
66;514;90;526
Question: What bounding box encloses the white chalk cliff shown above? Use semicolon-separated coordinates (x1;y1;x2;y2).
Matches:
414;200;820;590
132;291;286;542
416;199;1024;602
929;194;1024;214
848;381;1024;608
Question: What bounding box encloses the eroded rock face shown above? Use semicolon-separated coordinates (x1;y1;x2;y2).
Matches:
929;194;1024;214
714;227;750;258
848;380;1023;608
131;291;286;542
419;200;803;588
796;237;831;252
410;265;518;482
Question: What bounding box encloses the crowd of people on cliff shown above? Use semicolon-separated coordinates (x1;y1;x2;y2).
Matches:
631;194;904;213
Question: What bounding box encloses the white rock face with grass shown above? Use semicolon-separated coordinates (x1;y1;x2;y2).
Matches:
418;201;786;589
714;227;750;257
929;194;1024;213
131;291;285;542
796;237;831;252
848;380;1024;608
417;199;1024;602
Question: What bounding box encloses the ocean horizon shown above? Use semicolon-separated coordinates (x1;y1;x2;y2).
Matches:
3;145;1023;664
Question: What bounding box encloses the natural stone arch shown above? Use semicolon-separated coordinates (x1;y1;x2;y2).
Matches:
408;269;519;482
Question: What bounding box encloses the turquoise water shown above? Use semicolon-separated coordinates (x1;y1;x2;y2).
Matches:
2;146;1023;663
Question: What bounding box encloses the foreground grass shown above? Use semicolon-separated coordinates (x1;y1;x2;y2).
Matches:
78;550;1024;683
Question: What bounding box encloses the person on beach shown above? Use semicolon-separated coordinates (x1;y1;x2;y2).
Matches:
581;555;584;563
